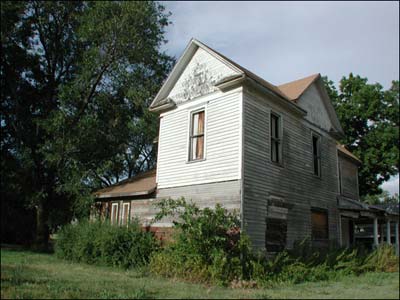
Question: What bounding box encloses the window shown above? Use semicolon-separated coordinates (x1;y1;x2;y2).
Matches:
312;134;321;176
121;202;130;226
270;112;282;163
265;217;287;252
189;110;205;161
311;209;329;240
111;203;119;225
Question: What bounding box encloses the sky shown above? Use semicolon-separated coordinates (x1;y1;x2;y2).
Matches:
161;1;399;195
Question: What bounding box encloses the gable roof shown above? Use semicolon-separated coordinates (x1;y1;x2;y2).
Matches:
278;73;320;101
149;39;302;114
150;39;343;136
94;169;156;199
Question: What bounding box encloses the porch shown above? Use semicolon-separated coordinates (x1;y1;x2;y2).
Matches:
338;196;399;255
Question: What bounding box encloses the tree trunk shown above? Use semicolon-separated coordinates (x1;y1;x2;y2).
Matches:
35;201;50;251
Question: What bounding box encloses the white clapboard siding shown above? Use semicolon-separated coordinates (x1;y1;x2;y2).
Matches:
242;88;340;250
297;83;333;131
157;90;242;189
168;47;238;104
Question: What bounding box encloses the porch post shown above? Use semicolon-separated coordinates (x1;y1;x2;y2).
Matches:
386;219;391;245
395;222;399;256
380;221;385;244
373;217;379;248
338;214;343;247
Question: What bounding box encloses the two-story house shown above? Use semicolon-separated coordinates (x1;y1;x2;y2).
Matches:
94;39;399;253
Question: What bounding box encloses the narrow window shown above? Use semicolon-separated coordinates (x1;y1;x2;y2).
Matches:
121;203;130;226
311;209;329;240
270;112;282;163
189;110;205;161
111;203;119;225
312;134;321;176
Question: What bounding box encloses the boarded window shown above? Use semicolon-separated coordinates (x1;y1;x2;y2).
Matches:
266;218;287;252
111;203;119;225
312;134;321;176
189;110;205;161
121;202;130;226
270;112;282;163
311;209;329;240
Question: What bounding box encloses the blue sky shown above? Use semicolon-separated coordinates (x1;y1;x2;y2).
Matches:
161;1;399;195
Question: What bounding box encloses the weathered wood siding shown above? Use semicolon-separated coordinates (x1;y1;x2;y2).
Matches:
157;89;242;189
297;83;333;132
167;47;238;104
339;155;359;200
157;179;241;212
242;88;340;250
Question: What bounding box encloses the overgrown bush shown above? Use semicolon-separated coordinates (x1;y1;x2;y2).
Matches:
149;198;399;287
149;198;261;285
55;219;158;268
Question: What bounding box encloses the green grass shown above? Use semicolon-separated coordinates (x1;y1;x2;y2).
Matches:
1;248;399;299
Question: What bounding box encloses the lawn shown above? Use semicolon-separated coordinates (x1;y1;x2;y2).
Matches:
1;248;399;299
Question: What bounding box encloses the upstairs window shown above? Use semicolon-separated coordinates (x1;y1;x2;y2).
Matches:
189;110;205;161
270;112;282;163
312;134;321;176
311;209;329;240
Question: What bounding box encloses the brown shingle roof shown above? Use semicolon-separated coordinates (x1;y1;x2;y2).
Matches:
278;73;320;101
94;169;156;199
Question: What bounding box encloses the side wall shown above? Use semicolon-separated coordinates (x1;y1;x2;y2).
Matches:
157;89;242;189
242;88;340;250
339;155;359;200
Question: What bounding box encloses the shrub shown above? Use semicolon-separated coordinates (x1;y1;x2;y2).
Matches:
149;198;399;287
55;219;158;268
149;198;259;285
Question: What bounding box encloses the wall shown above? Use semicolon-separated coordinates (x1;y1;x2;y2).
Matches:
339;155;359;200
156;89;242;189
297;83;333;132
242;87;340;250
168;47;238;104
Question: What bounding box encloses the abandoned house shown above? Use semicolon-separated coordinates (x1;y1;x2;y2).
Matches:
94;39;399;254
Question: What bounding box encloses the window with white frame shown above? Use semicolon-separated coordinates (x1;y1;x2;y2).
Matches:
121;202;130;226
110;203;119;225
189;109;205;161
270;112;282;163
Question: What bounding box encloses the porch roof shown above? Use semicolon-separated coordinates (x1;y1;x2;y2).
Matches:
94;169;156;199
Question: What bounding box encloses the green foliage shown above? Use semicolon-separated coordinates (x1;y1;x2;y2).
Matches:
1;1;173;246
323;75;399;196
363;191;399;205
149;199;399;286
150;198;259;285
55;220;158;269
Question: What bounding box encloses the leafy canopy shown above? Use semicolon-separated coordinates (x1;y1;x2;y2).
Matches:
1;1;173;246
324;74;399;197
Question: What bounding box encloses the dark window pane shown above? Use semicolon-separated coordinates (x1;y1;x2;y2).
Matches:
311;210;328;240
266;218;287;252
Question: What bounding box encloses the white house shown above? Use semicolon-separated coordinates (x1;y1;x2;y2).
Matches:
94;39;399;253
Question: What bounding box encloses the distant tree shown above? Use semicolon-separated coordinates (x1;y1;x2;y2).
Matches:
323;74;399;197
1;1;173;248
363;191;399;205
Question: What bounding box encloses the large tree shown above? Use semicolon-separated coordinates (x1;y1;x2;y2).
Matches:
324;74;399;198
1;1;173;248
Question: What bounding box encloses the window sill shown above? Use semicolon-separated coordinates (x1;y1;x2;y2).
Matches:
271;161;284;168
312;173;322;180
186;158;206;164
